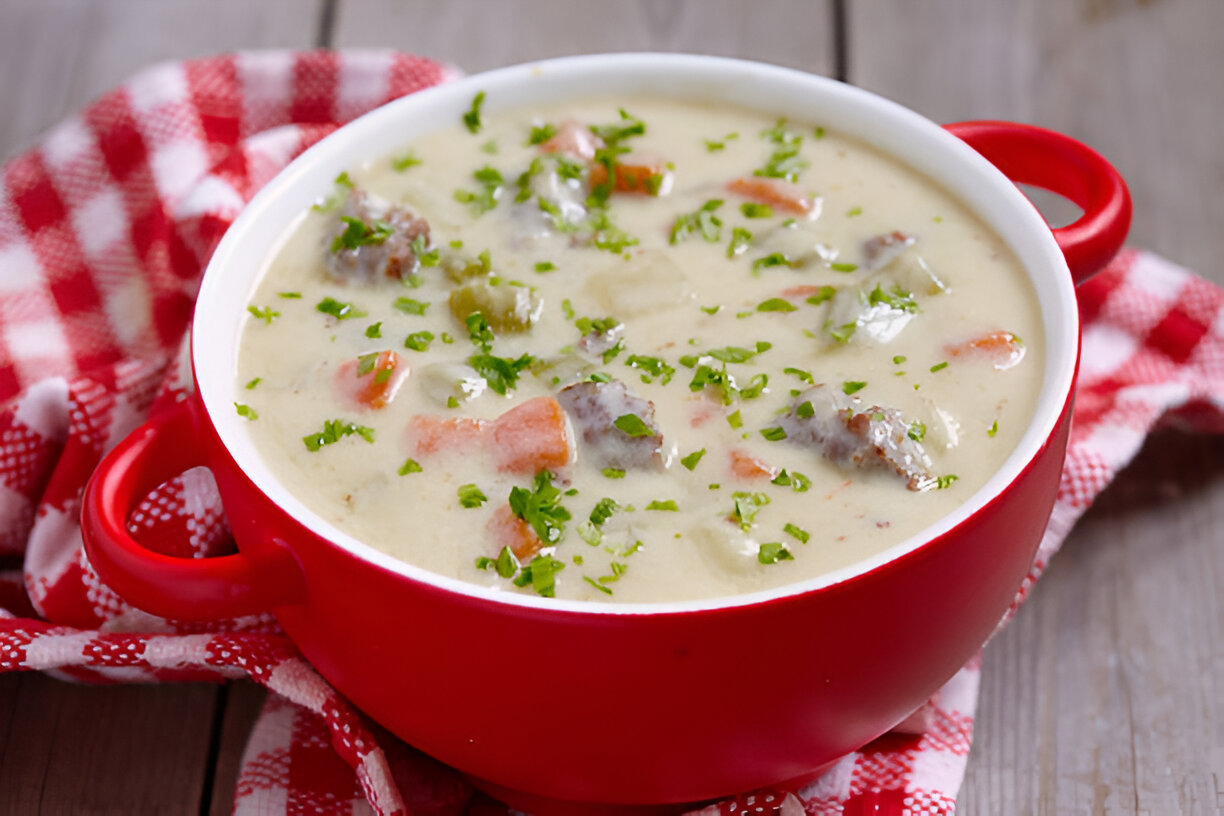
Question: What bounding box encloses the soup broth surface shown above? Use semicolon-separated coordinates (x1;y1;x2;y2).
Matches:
235;96;1044;603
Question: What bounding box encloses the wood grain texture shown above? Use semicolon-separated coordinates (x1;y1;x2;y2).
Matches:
0;673;220;816
333;0;837;76
0;0;323;160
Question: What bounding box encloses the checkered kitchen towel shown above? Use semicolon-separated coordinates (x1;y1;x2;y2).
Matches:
0;52;1221;816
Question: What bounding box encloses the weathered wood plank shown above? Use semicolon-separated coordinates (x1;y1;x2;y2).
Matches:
0;0;324;160
0;673;221;816
333;0;837;76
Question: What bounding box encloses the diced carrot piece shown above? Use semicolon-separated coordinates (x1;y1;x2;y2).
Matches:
781;285;820;298
406;415;490;457
726;176;816;215
540;119;603;160
336;350;408;410
729;449;780;480
945;330;1026;370
488;396;573;474
489;505;544;562
589;155;672;196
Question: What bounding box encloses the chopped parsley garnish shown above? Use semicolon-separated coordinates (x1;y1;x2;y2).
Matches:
842;381;867;395
757;542;794;564
475;546;519;578
331;216;394;253
613;413;656;438
589;108;646;145
480;140;498;155
316;297;367;320
830;262;858;273
727;227;753;258
392;151;422;171
726;410;743;429
757;297;797;313
534;261;556;273
458;484;488;508
760;427;787;441
645;500;679;512
515;156;544;203
796;400;815;418
771;470;792;486
234;403;257;420
740;202;774;219
705;343;769;363
465;312;495;351
454;165;504;214
806;286;838;306
624;355;675;385
669;199;724;244
829;322;857;344
404;330;434;352
589;497;620;526
689;364;736;405
311;171;354;212
365;322;382;338
867;283;918;313
247;305;279;324
356;352;380;376
513;553;566;598
988;420;999;437
814;126;826;139
936;474;959;489
410;234;440;267
892;355;907;364
583;576;613;595
751;253;796;272
462;90;485;134
398;458;422;475
392;297;429;315
930;361;949;372
740;373;768;399
847;206;863;217
784;523;811;544
730;491;770;531
790;472;812;492
508;470;571;545
784;367;815;384
602;468;626;479
302;419;375;451
470;352;534;395
528;122;557;145
278;291;302;299
244;377;261;390
587;209;639;253
700;305;722;315
755;119;808;182
680;449;706;471
908;421;926;442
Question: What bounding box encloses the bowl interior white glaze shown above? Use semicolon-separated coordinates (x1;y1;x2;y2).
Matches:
195;53;1078;615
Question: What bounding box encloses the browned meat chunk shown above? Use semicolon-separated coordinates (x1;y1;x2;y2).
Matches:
556;379;663;470
325;189;430;284
778;386;934;491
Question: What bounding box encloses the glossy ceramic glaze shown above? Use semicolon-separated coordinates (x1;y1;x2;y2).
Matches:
82;54;1129;810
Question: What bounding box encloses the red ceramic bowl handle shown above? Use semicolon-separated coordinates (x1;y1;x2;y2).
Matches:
944;121;1132;285
82;397;303;620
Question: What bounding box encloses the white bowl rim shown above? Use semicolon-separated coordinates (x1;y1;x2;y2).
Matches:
195;52;1079;617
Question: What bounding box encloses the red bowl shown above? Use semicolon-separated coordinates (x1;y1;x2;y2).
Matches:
80;54;1129;813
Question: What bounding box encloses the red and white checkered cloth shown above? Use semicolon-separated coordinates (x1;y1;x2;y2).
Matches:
0;52;1221;816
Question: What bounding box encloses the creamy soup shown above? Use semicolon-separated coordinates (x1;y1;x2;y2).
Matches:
234;95;1043;603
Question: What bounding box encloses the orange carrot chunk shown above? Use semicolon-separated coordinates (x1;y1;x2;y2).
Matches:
540;119;603;161
726;176;816;216
489;505;544;562
336;350;408;410
589;155;671;196
945;330;1026;370
730;449;780;480
406;415;490;457
488;396;573;474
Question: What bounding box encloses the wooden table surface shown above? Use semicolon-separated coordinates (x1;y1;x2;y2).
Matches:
1;1;1222;814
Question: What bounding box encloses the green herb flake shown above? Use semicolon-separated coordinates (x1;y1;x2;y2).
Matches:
783;522;811;544
602;468;626;479
508;470;571;544
790;472;812;492
462;90;486;134
458;484;488;508
528;122;557;145
244;377;261;390
784;367;815;385
624;354;675;385
469;352;534;395
534;261;556;273
316;296;367;321
356;352;379;377
757;542;794;565
796;400;815;419
760;427;788;441
331;216;394;253
646;500;679;512
613;413;656;438
700;305;722;315
730;491;770;531
404;330;435;352
589;497;620;527
727;227;753;258
514;553;566;598
302;419;375;451
680;449;706;471
805;286;837;306
757;297;798;313
740;373;768;399
842;380;867;395
234;402;258;420
846;206;863;217
247;305;279;324
398;458;423;476
892;355;907;365
740;202;774;219
936;474;959;490
392;151;422;171
988;420;999;438
908;421;926;442
930;361;949;373
829;262;858;273
277;291;302;299
392;297;429;316
752;253;794;272
829;322;857;344
670;199;724;245
583;575;613;595
454;164;504;214
726;410;743;429
867;283;919;313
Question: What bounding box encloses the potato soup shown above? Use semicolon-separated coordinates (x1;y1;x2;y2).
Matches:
233;94;1043;603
